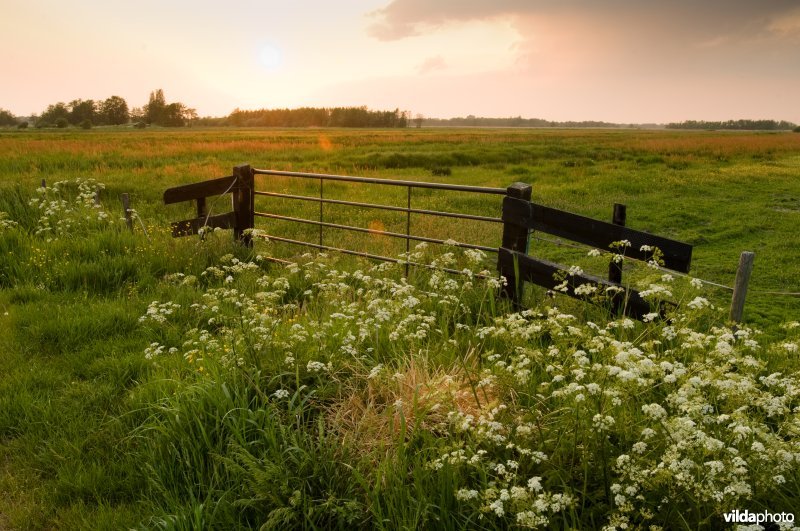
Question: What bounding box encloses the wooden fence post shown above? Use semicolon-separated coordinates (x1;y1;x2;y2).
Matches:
232;164;254;247
730;251;755;323
499;182;532;306
121;193;133;232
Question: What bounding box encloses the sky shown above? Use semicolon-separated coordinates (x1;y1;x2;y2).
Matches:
2;0;800;123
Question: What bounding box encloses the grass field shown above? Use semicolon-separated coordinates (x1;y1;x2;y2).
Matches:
3;127;799;324
1;127;799;529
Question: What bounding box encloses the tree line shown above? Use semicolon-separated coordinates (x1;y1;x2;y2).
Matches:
2;100;409;129
6;97;797;131
225;107;408;128
420;115;641;128
665;119;797;131
0;89;196;129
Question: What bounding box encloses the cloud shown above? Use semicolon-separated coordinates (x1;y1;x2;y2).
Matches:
695;36;730;49
769;7;800;36
417;55;446;75
367;0;530;40
367;0;800;41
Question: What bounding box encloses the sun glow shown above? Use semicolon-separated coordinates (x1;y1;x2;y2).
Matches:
258;44;283;71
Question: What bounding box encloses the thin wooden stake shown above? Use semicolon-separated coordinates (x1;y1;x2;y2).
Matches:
730;251;755;323
121;193;133;232
41;179;46;189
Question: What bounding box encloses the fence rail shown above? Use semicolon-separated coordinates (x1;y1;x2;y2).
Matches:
251;168;508;195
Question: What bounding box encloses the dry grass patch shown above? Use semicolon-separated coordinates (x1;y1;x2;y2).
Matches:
326;354;498;455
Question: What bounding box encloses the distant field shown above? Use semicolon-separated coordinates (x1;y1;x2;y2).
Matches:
1;127;798;326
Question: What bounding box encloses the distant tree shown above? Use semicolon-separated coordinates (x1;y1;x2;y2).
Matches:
0;108;17;126
794;126;800;133
144;89;193;126
183;107;198;125
17;122;28;129
55;117;68;128
68;99;96;125
163;102;188;126
413;113;424;128
144;89;167;125
99;96;129;125
129;107;145;123
37;102;69;127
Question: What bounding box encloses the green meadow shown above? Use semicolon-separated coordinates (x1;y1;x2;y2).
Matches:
0;127;799;529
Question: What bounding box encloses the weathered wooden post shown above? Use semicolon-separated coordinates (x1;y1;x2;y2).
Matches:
730;251;755;323
41;179;46;189
499;182;532;306
121;193;133;231
232;164;255;247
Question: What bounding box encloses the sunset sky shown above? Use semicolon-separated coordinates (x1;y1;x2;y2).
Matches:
2;0;799;123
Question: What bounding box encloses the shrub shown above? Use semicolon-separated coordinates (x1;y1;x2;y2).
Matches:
17;122;28;130
793;126;800;133
80;119;92;130
55;117;68;129
134;121;146;129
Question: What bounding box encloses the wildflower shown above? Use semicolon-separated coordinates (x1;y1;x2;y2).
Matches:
144;342;165;360
456;489;479;501
687;296;710;310
488;499;504;517
592;414;616;431
527;476;543;492
574;283;597;296
641;403;667;420
306;360;328;372
632;442;647;454
567;265;584;277
272;389;290;400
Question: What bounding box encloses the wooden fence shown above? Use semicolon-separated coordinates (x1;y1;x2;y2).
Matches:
163;164;696;320
497;182;692;319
